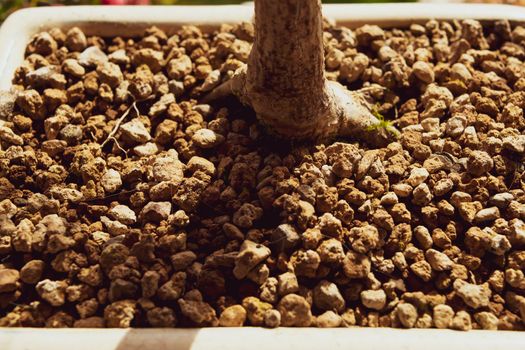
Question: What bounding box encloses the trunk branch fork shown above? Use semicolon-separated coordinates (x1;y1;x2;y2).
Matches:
206;0;397;145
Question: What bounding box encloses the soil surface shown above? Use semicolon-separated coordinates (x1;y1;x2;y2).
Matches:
0;19;525;330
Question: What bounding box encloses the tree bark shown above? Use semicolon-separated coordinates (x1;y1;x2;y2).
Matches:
244;0;332;139
207;0;396;144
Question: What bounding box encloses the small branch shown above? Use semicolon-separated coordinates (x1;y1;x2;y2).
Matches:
100;101;138;149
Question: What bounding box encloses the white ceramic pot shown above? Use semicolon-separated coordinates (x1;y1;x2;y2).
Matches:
0;3;524;350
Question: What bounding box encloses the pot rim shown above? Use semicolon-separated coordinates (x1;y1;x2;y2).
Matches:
1;325;524;350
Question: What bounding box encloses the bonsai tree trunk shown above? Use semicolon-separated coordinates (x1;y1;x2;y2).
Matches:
207;0;396;144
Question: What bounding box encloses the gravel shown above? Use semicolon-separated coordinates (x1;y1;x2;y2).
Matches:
1;20;525;331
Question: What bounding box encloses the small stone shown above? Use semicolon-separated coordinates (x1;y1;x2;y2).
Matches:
412;183;433;206
433;178;454;197
78;46;108;67
414;226;433;249
446;116;467;137
291;249;320;277
433;304;454;329
151;151;184;183
422;84;453;108
134;142;159;157
59;124;82;145
167;55;193;80
392;183;413;198
458;202;482;223
316;310;342;328
410;260;433;281
466;151;493;176
100;243;129;273
219;305;246;327
343;251;371;279
412;61;435;84
414;313;433;328
233;203;263;229
242;296;272;326
355;24;385;46
120;119;151;144
104;300;137;328
36;279;67;306
397;303;418;328
489;193;514;208
278;294;313;327
407;167;429;187
65;27;87;52
503;135;525;153
234;240;271;279
170;251;197;271
0;90;17;120
349;224;380;254
101;169;122;193
187;156;216;176
0;200;16;219
451;310;472;331
20;260;44;284
380;192;398;206
132;49;164;73
62;59;85;78
259;277;278;304
0;269;19;293
264;309;281;328
147;307;177;327
453;280;491;309
157;272;186;301
313;280;345;312
474;207;500;223
360;289;387;311
474;312;499;330
30;32;57;55
97;62;123;88
149;93;176;118
140;201;172;222
192;128;225;149
141;271;160;299
17;89;44;119
0;126;23;146
277;272;299;296
271;224;300;252
317;238;344;265
247;264;269;286
425;249;453;271
506;268;525;289
108;205;137;225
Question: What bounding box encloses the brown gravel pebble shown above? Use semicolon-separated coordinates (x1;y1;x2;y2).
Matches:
1;20;525;331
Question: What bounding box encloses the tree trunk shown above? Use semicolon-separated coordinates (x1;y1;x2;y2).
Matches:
245;0;333;139
207;0;396;144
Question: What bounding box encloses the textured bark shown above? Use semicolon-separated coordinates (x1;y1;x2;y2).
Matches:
243;0;332;139
206;0;395;144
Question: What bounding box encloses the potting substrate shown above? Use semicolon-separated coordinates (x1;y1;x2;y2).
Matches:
0;18;525;330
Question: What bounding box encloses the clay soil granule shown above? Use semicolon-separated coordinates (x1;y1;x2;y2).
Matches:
0;18;525;330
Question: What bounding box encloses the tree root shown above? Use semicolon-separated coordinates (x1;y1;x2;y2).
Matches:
205;68;398;147
100;100;139;149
